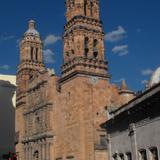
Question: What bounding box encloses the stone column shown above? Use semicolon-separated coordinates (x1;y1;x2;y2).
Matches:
30;143;33;160
107;134;112;160
129;123;138;160
79;107;86;160
42;140;46;160
46;141;50;160
50;141;53;160
29;144;32;160
24;145;27;160
25;144;29;160
38;142;42;160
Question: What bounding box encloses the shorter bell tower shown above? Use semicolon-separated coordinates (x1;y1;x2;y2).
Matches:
17;20;45;94
19;20;44;70
15;20;45;160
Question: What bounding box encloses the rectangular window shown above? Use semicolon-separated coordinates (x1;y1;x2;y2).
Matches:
100;135;107;147
126;152;132;160
84;0;87;16
66;155;74;159
36;48;38;61
139;150;147;160
90;0;93;16
119;153;125;160
150;147;158;160
112;154;118;160
31;47;34;60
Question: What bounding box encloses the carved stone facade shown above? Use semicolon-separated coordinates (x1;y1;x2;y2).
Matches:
15;1;135;160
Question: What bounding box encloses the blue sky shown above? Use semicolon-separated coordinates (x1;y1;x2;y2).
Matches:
0;0;159;91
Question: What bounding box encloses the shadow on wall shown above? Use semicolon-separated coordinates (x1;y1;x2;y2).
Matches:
0;80;16;158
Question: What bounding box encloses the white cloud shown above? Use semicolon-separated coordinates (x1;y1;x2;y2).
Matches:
0;65;10;70
141;69;153;76
105;26;127;42
0;35;15;41
44;34;61;46
112;45;129;56
141;80;148;85
43;49;55;64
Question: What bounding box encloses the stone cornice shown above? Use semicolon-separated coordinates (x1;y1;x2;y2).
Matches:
17;61;45;74
64;15;102;30
64;25;103;37
59;70;110;85
16;101;26;108
113;82;160;117
94;144;108;151
61;57;108;74
22;132;54;143
27;80;48;92
24;102;53;115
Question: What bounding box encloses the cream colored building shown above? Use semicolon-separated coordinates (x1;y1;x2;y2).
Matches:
0;74;16;157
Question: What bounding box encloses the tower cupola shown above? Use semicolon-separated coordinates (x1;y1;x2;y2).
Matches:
25;20;40;37
119;80;135;103
19;20;44;66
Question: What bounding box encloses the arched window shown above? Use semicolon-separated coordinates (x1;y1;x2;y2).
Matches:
35;48;38;61
31;47;34;60
90;0;93;16
33;150;39;160
84;0;87;16
93;39;98;58
71;49;74;55
84;37;89;57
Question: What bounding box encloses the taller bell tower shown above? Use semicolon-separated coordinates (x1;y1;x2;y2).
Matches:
62;0;109;79
55;1;110;160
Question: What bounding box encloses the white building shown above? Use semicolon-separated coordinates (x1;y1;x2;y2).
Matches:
0;74;16;157
101;67;160;160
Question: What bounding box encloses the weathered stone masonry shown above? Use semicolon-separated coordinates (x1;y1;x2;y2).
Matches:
15;1;135;160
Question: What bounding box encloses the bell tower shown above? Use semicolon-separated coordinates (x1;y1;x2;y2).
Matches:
62;0;109;79
15;20;45;160
17;20;45;94
19;20;44;65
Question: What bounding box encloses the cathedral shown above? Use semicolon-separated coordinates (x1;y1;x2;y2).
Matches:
15;0;135;160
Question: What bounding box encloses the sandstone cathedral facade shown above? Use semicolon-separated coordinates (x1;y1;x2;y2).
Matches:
15;0;135;160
